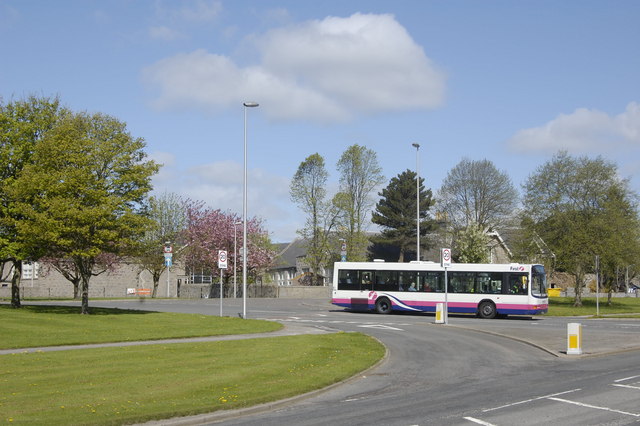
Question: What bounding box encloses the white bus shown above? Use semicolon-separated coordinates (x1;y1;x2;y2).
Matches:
331;261;548;318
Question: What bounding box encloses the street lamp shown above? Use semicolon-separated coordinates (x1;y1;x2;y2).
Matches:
412;143;420;261
233;221;241;298
242;101;259;319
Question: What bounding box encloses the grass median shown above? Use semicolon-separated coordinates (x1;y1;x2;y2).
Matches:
0;305;385;425
548;296;640;317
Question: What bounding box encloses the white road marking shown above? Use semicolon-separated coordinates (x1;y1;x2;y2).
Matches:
483;389;581;412
547;397;640;418
612;384;640;390
464;416;497;426
614;375;640;382
358;324;404;331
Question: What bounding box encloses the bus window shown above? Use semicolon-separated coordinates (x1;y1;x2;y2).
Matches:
374;270;397;292
531;265;547;297
423;272;443;292
398;271;417;292
338;270;359;291
360;271;374;291
450;272;475;293
508;273;528;295
477;273;503;294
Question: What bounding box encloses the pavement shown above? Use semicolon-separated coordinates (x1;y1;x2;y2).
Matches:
443;316;640;358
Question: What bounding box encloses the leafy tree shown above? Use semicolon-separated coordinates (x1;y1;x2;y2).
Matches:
7;111;159;314
370;170;435;262
138;192;187;297
335;144;385;261
523;151;640;306
454;222;490;263
438;158;519;231
0;96;68;308
290;154;339;285
182;200;274;293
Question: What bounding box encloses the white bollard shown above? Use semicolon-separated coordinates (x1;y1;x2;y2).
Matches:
567;322;583;355
435;303;445;324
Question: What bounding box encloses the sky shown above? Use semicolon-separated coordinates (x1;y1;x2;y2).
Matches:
1;0;639;243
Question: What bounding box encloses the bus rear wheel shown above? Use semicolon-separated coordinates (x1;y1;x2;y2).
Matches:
375;297;392;314
478;301;497;319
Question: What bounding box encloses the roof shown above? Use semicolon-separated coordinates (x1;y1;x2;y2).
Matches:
272;239;307;269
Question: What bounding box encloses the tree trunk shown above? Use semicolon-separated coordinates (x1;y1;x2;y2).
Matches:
573;267;584;307
10;260;22;308
80;274;90;314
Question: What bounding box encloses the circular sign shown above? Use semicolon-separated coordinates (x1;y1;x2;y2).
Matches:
219;251;227;262
442;248;451;262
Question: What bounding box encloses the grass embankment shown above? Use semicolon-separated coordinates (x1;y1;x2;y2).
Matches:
0;305;385;425
548;296;640;318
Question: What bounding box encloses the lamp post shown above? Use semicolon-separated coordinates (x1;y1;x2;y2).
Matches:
412;143;420;261
233;221;241;298
242;101;259;319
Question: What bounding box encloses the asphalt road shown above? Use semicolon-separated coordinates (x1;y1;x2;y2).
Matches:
51;298;640;425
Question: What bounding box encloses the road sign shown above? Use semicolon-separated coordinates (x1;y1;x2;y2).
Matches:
441;248;451;267
218;250;228;269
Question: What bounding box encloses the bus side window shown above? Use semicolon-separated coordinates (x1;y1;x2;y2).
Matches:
508;273;528;295
360;271;374;291
338;270;358;291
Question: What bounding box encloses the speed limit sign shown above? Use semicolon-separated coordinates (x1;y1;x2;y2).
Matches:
441;248;451;267
218;250;228;269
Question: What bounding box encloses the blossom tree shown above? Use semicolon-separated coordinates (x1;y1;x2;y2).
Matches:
182;200;275;290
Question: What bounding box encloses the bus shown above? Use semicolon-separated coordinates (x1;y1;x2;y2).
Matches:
331;261;548;318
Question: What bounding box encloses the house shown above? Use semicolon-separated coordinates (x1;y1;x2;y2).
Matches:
265;239;333;286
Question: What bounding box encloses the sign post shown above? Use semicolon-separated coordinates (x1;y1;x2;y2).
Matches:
441;248;451;324
164;242;173;297
218;250;227;317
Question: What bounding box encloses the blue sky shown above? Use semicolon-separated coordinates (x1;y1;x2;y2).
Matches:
2;0;639;243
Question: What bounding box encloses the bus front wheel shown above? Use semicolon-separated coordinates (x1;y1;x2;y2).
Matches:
478;301;497;319
375;297;392;314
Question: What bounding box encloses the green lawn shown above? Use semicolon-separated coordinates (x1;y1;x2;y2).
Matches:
0;304;282;349
0;305;385;425
548;296;640;317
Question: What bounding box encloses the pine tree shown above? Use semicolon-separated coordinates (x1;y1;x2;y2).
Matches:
371;170;434;262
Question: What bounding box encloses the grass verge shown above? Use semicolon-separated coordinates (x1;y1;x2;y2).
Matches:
1;333;384;425
0;304;282;349
548;296;640;317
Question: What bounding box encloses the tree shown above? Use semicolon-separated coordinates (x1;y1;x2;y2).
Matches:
182;200;274;294
453;222;490;263
522;151;640;306
335;144;385;261
370;170;435;262
7;111;159;314
137;192;187;297
438;158;519;231
290;154;339;285
0;96;68;308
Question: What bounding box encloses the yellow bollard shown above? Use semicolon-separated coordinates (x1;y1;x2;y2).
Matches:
567;322;582;355
435;303;445;324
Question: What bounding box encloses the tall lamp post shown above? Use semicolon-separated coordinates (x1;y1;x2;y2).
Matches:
233;221;241;298
412;143;420;261
242;101;259;319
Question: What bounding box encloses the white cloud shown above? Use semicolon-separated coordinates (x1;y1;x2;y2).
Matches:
508;102;640;154
149;25;185;41
143;13;445;122
151;159;301;242
154;0;222;23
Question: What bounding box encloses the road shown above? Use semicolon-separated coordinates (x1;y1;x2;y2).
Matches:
86;298;640;425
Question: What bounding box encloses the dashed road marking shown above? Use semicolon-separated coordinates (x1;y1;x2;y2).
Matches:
464;417;496;426
547;397;640;418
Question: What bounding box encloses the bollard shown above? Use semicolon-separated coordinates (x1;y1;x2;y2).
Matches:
567;322;582;355
435;303;445;324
